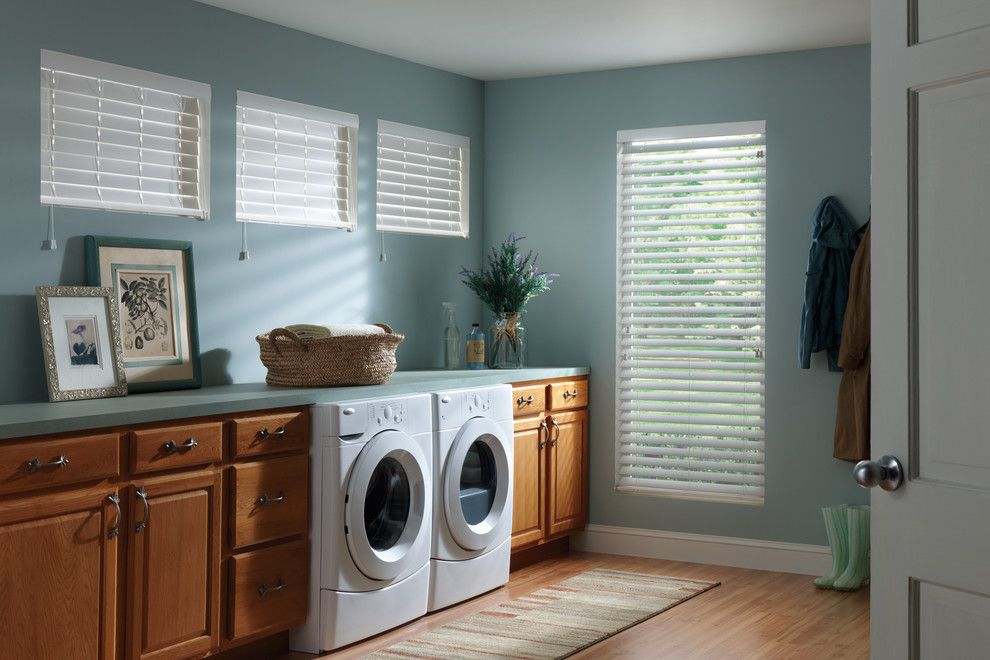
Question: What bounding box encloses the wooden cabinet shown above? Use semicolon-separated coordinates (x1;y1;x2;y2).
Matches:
510;377;589;554
127;470;222;660
228;540;308;641
0;488;119;660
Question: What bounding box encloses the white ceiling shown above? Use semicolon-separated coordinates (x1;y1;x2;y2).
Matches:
195;0;870;81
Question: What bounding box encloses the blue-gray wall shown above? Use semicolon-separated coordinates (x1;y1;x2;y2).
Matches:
484;46;871;545
0;0;485;403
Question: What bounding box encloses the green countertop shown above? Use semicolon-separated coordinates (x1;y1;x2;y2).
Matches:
0;367;589;440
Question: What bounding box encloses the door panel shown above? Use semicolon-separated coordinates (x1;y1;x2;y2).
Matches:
0;489;118;660
128;470;221;660
511;422;544;549
547;412;587;537
872;0;990;655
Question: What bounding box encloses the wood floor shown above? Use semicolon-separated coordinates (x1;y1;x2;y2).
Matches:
281;551;869;659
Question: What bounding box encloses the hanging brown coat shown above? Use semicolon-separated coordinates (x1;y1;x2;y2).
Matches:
834;223;871;461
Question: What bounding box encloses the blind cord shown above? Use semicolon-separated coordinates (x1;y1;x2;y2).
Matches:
379;231;387;263
42;206;57;251
239;222;250;261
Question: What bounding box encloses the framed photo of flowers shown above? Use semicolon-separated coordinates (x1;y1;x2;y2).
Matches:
36;286;128;402
85;236;201;393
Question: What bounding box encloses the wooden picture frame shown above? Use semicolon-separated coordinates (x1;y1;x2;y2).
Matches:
85;236;201;393
36;286;128;402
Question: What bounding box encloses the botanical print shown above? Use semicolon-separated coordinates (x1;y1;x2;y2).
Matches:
117;269;179;362
65;316;100;366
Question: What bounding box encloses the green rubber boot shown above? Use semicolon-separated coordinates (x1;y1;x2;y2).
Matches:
833;505;870;591
814;504;850;589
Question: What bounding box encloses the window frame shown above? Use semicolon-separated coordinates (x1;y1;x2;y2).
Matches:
40;49;211;219
614;119;768;505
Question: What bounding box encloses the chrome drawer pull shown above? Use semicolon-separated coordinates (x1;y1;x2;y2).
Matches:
538;419;548;449
135;487;150;534
258;426;287;440
25;453;69;472
107;493;121;540
562;389;579;400
550;419;561;446
258;579;287;597
162;438;198;453
257;491;286;506
517;395;535;406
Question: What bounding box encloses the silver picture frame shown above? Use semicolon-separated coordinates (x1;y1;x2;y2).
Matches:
36;285;128;402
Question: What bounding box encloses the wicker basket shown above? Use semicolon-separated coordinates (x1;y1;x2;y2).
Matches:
257;325;404;387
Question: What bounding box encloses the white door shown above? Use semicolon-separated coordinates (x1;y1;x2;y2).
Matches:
871;0;990;657
443;417;512;551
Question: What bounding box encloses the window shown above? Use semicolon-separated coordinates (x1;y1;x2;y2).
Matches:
615;120;767;505
376;120;469;238
41;50;210;218
236;92;358;229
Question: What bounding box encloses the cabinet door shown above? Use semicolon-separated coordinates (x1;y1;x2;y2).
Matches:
547;411;588;538
127;470;221;660
0;488;119;660
510;417;546;549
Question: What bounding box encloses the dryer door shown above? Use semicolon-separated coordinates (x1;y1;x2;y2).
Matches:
443;417;511;551
345;430;429;581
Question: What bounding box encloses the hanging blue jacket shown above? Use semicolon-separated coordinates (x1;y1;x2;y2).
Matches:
799;196;861;371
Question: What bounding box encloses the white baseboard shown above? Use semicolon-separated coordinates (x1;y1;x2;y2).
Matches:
572;524;831;576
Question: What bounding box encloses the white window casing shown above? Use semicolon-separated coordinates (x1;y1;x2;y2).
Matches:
376;120;469;238
236;92;358;230
40;50;211;219
615;120;767;505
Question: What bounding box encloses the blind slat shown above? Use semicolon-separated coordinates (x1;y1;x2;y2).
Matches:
616;123;767;504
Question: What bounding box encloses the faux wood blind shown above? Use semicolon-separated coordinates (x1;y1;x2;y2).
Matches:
236;92;358;229
376;120;469;238
615;121;767;504
41;50;210;218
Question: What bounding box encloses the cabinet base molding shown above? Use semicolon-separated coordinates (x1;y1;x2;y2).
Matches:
510;536;569;572
572;524;831;576
213;631;288;659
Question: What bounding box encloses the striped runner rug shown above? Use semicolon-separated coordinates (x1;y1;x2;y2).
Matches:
365;568;719;659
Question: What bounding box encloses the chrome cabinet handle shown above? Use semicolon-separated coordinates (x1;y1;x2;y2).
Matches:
163;438;197;453
134;487;150;533
517;395;535;406
258;578;287;597
259;426;287;440
257;491;286;506
550;419;561;446
26;453;69;472
107;493;121;539
853;455;904;491
562;389;579;401
538;419;548;449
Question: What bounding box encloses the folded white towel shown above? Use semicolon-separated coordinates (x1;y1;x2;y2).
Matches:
285;323;386;339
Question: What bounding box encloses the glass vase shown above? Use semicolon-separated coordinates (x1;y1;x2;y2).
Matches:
489;312;526;369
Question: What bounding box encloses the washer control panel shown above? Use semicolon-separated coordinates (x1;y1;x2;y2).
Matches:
321;393;430;438
434;385;510;429
371;400;407;427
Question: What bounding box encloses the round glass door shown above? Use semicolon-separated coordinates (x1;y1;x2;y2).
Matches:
345;430;429;581
444;417;510;551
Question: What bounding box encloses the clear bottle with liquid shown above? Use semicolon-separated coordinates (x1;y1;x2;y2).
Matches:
466;323;486;369
442;302;461;369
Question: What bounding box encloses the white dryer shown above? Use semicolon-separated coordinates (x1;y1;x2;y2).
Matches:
290;393;433;653
429;384;514;611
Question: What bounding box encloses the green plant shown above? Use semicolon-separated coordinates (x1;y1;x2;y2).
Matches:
460;233;557;316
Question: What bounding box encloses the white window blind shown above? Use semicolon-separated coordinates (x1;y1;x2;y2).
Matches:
236;92;358;229
615;120;767;505
40;50;210;218
376;120;469;238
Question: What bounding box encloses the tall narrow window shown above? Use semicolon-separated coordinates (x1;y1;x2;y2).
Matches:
236;92;358;229
41;50;210;218
615;120;767;504
376;120;469;238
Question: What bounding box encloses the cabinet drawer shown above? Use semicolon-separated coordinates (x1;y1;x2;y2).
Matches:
131;422;223;475
230;454;308;549
547;380;589;411
230;411;308;459
0;433;119;496
229;540;308;640
512;384;546;417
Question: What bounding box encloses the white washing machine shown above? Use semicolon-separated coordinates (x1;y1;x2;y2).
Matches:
290;393;433;653
429;384;514;611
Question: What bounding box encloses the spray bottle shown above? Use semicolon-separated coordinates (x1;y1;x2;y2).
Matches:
442;302;461;369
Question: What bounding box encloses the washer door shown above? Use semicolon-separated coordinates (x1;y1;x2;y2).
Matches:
443;417;510;551
345;430;429;581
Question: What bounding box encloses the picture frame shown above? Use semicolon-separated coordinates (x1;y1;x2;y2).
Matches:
36;286;128;402
85;236;201;393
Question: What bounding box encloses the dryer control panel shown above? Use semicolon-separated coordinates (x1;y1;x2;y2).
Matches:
433;384;512;430
314;393;432;438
